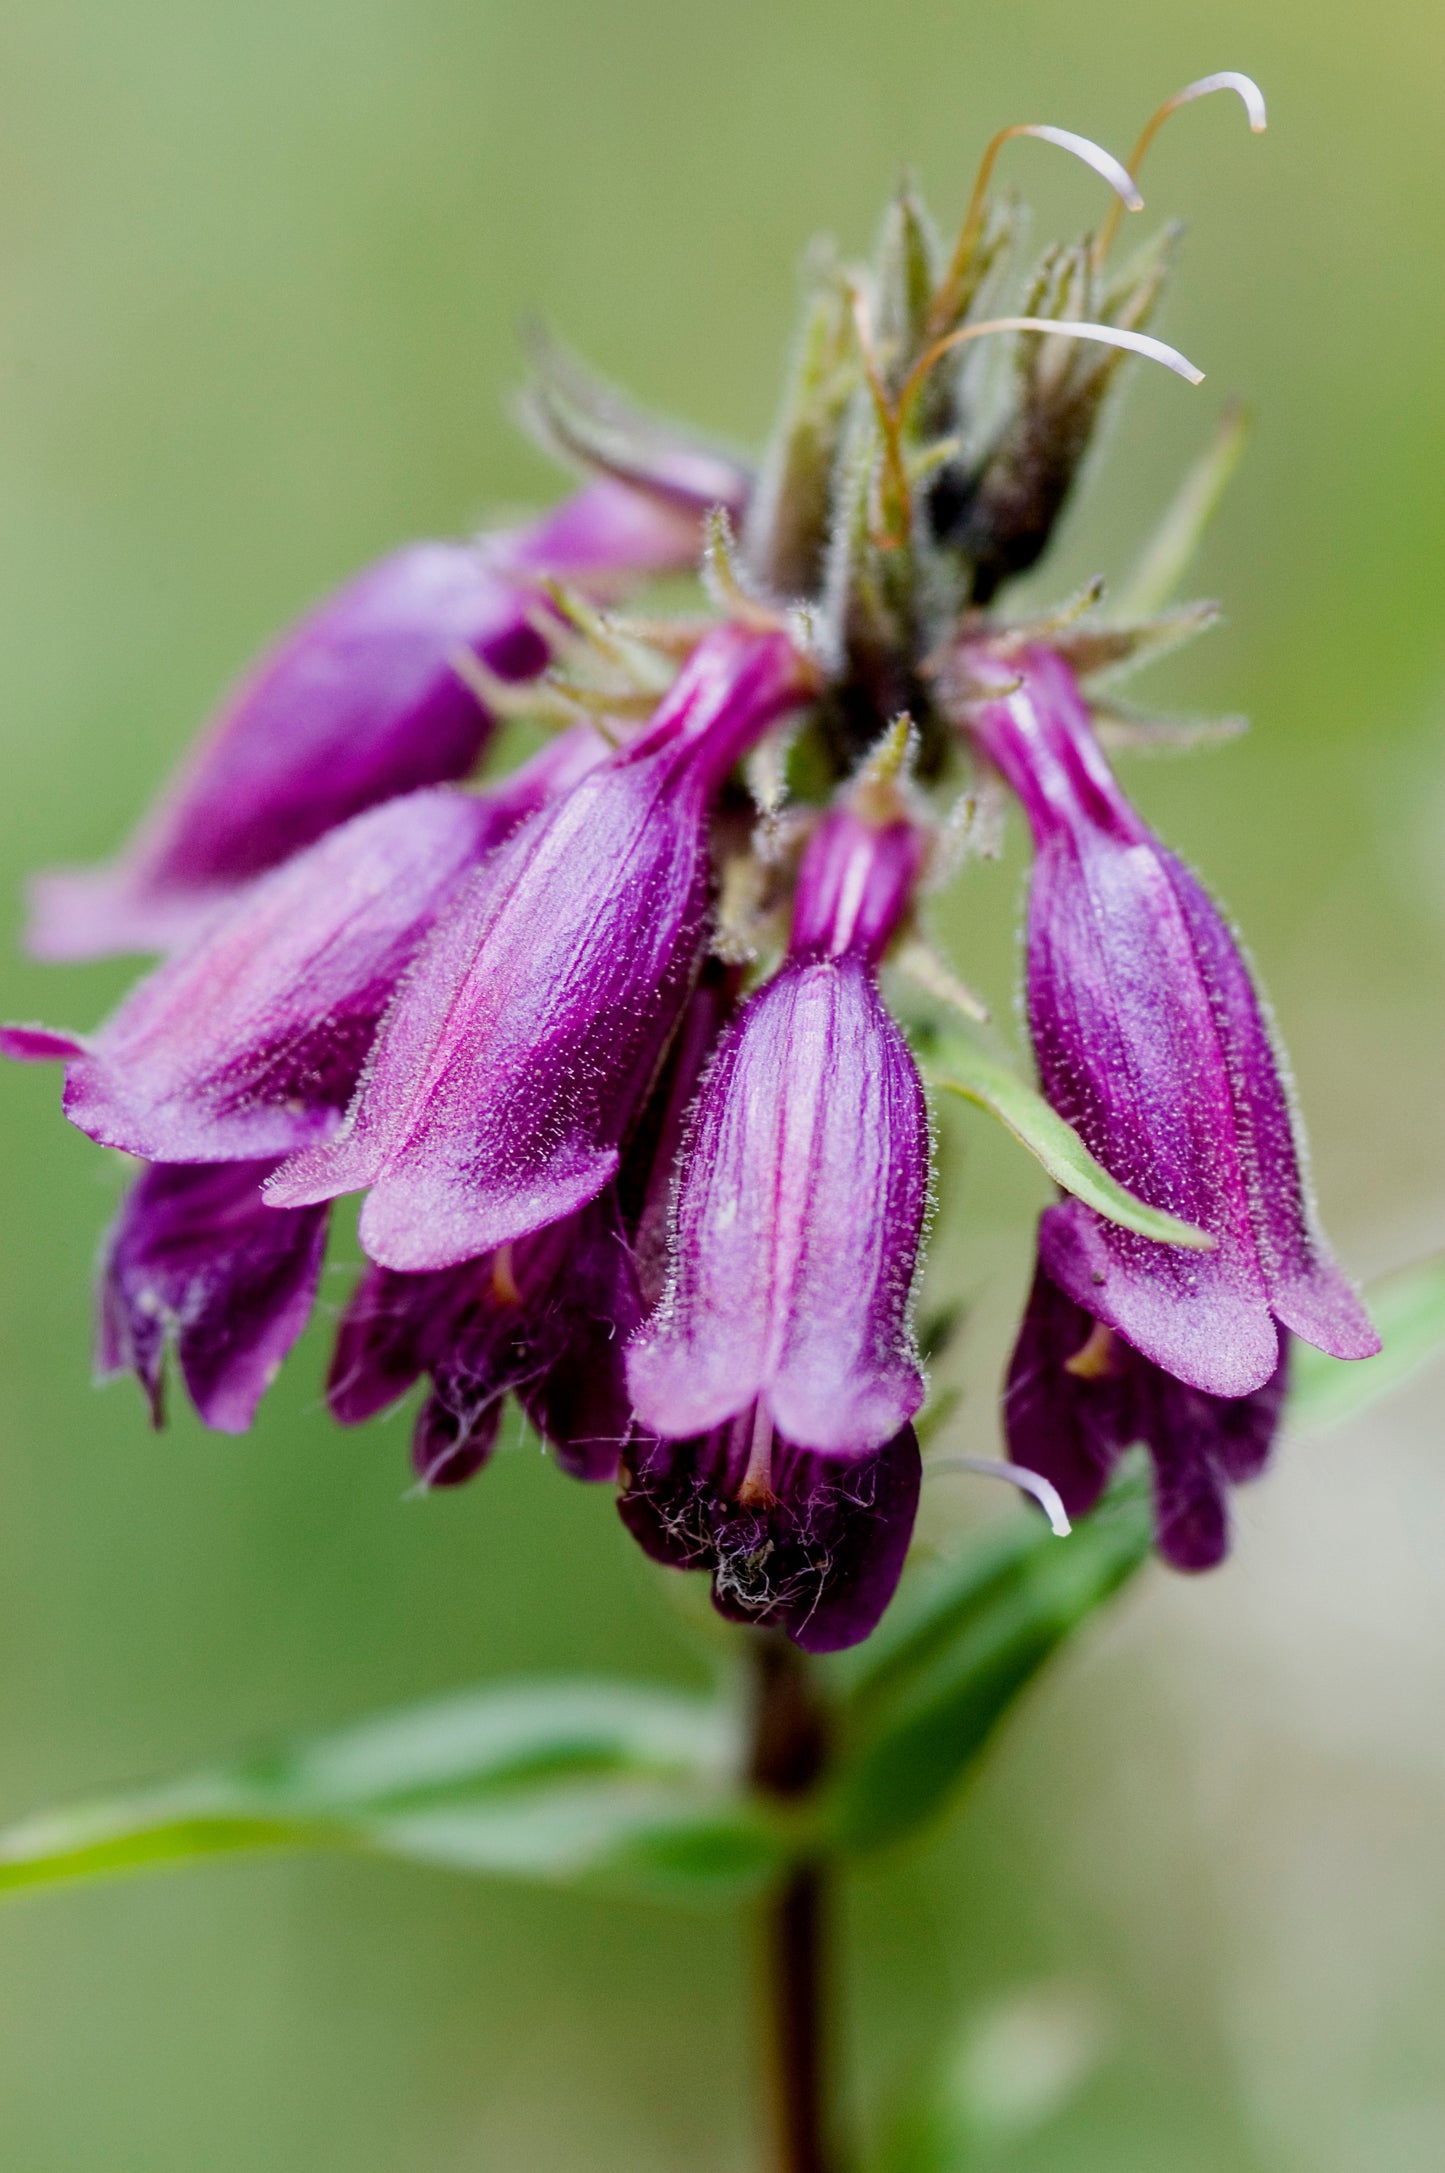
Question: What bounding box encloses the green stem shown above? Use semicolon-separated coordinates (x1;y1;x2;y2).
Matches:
749;1633;839;2173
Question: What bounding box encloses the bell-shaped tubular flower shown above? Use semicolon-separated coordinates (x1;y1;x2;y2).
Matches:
28;480;705;961
266;625;816;1271
6;730;606;1165
618;1423;922;1653
98;1159;330;1434
626;803;929;1457
1004;1248;1288;1570
327;1190;641;1488
965;643;1377;1399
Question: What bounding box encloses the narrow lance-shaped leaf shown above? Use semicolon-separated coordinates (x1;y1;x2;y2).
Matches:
1288;1253;1445;1435
0;1681;789;1906
824;1466;1153;1852
927;1036;1213;1251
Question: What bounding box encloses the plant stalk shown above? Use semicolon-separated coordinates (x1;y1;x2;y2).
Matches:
749;1633;838;2173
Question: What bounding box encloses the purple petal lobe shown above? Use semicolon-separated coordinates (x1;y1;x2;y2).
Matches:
1161;850;1379;1360
627;954;927;1453
60;787;507;1165
501;478;710;580
269;627;811;1269
328;1193;639;1485
0;1024;88;1062
99;1159;328;1433
619;1423;921;1653
1003;1251;1290;1571
28;483;697;962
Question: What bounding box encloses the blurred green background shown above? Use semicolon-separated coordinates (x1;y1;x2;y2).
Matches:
2;1;1445;2167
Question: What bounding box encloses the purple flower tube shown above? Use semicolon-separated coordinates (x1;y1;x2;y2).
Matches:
28;481;706;960
966;643;1377;1400
4;728;608;1165
266;625;816;1271
627;802;930;1464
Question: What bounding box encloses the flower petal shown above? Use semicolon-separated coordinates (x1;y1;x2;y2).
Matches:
1003;1250;1290;1571
1162;848;1379;1361
618;1424;921;1652
98;1159;328;1433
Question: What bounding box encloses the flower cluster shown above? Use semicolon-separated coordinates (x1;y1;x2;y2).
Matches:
6;76;1377;1647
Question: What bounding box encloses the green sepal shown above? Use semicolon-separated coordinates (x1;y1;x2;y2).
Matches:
926;1034;1212;1250
742;264;858;599
823;1469;1153;1853
875;183;939;388
1289;1254;1445;1434
0;1681;788;1907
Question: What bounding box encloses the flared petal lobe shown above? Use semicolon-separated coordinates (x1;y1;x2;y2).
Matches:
28;482;702;961
627;803;928;1454
268;626;815;1270
1003;1252;1288;1570
327;1192;640;1486
99;1160;329;1434
967;644;1374;1396
619;1424;922;1652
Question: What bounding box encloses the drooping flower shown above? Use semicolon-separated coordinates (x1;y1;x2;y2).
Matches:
1003;1250;1289;1569
961;642;1377;1399
266;625;816;1272
626;799;930;1461
328;1189;641;1487
28;480;711;960
5;728;608;1165
98;1159;330;1434
619;1424;922;1653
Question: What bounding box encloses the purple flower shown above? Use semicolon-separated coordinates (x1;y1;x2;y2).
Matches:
327;1190;641;1487
1004;1251;1289;1570
28;481;706;961
266;625;816;1272
965;643;1377;1399
618;1424;922;1653
626;803;929;1458
5;729;607;1165
98;1159;329;1434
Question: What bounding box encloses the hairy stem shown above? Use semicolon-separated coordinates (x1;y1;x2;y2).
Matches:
749;1633;838;2173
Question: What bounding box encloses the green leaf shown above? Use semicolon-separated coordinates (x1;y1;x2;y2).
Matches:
928;1038;1212;1251
1289;1254;1445;1435
826;1469;1153;1852
0;1681;788;1906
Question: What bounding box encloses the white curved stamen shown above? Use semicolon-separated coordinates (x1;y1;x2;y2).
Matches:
1096;71;1267;262
898;317;1203;432
932;122;1144;339
1160;72;1268;137
927;1453;1073;1536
